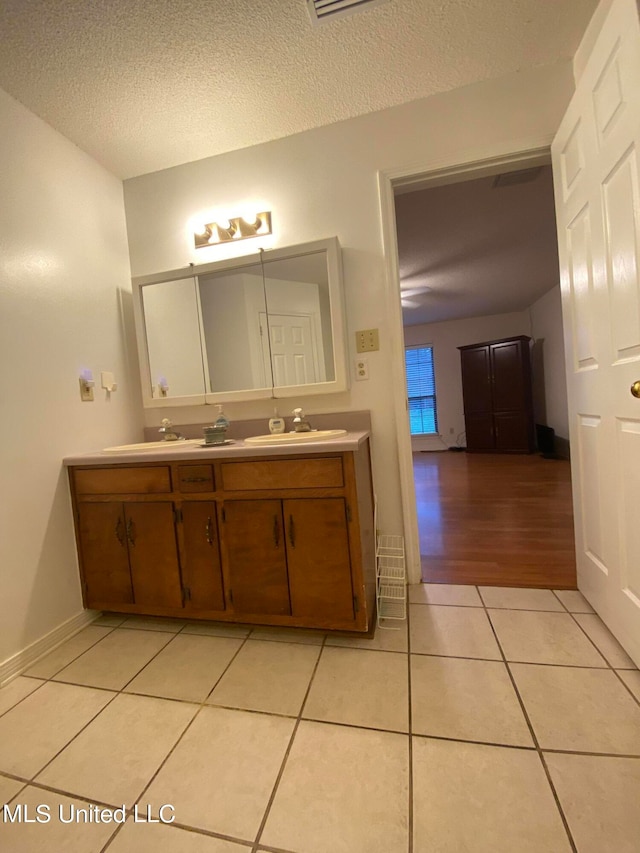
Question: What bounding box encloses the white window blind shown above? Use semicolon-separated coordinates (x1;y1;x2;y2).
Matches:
405;346;438;435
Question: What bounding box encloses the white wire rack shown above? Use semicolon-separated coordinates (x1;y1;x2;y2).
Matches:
376;534;406;628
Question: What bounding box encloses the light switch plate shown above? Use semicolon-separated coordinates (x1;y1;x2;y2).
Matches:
355;329;379;353
79;377;94;402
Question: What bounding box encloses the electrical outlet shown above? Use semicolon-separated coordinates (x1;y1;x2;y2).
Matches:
355;329;379;353
355;358;369;380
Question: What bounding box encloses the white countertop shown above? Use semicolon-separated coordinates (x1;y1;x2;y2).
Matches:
63;430;370;466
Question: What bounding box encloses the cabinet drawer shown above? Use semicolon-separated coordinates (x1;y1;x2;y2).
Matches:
74;466;171;495
176;464;215;493
221;457;344;491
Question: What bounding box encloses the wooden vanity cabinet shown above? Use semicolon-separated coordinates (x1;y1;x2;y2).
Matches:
68;443;375;633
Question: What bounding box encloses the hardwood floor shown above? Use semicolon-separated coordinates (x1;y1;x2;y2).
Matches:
415;451;577;589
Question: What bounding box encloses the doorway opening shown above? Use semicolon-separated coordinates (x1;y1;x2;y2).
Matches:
389;155;577;589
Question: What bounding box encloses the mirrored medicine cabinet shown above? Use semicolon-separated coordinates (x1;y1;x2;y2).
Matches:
131;238;349;408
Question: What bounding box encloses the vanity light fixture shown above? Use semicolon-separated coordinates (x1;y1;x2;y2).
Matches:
194;211;272;248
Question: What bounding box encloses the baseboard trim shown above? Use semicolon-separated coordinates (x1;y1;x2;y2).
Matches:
0;609;99;687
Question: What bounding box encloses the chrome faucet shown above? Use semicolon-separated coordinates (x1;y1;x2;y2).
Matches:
159;418;181;441
292;407;312;432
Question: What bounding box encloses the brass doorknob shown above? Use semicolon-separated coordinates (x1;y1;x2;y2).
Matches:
632;381;640;399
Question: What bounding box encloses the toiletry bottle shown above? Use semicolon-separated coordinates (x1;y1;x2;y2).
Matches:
269;408;285;434
214;405;230;431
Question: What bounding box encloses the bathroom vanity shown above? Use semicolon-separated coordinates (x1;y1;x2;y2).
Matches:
65;432;375;633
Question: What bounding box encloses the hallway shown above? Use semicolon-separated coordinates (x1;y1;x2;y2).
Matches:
416;451;577;588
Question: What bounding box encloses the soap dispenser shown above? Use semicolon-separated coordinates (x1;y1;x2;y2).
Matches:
268;408;285;434
214;405;230;431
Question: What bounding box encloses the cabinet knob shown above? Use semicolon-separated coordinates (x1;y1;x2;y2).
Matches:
631;380;640;399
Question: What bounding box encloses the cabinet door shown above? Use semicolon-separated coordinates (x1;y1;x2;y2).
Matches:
463;413;496;451
494;412;532;452
490;339;528;412
460;345;492;414
284;498;355;624
77;503;133;608
180;502;225;611
224;500;291;616
124;503;183;609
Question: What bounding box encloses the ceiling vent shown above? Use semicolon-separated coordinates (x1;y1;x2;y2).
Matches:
307;0;392;25
493;167;543;188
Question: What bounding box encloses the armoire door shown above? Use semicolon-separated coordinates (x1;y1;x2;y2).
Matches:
460;344;495;449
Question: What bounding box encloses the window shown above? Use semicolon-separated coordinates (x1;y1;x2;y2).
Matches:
405;345;438;435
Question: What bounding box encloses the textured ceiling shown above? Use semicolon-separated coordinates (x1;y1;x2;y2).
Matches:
0;0;597;178
395;165;560;326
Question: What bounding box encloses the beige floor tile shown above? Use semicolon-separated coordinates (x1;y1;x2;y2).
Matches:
511;664;640;753
0;774;25;806
412;738;570;852
120;616;186;632
479;586;564;611
207;639;320;716
573;614;637;668
326;622;408;652
93;613;128;626
53;628;174;690
411;655;533;746
546;752;640;853
409;604;501;660
303;647;408;732
181;620;251;638
409;583;482;606
489;610;607;666
145;706;294;840
0;682;113;778
24;626;113;679
249;627;325;645
0;787;118;852
618;669;640;702
553;589;595;613
261;720;408;853
125;634;243;702
0;676;43;716
37;693;197;807
107;819;251;852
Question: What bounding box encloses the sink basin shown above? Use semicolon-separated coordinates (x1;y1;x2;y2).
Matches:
102;439;202;453
244;429;348;445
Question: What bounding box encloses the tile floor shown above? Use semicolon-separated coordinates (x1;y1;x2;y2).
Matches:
1;586;639;852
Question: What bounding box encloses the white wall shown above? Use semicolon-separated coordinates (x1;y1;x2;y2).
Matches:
123;63;575;534
530;285;569;439
403;312;532;450
0;89;141;671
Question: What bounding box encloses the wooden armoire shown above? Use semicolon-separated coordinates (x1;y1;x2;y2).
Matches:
458;335;535;453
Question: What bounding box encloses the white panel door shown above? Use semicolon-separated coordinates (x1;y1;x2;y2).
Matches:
260;312;320;387
552;0;640;664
